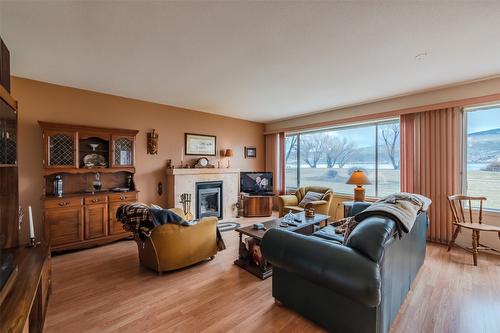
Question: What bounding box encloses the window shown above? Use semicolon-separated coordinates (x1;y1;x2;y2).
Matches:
285;120;400;197
465;104;500;210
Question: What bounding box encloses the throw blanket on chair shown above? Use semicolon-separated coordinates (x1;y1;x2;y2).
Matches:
116;203;226;250
354;192;431;238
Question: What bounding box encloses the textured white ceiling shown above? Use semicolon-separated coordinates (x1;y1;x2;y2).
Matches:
2;1;500;123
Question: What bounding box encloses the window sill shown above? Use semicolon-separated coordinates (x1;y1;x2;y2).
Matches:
331;193;379;202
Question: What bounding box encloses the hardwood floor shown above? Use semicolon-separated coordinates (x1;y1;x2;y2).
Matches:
44;216;500;333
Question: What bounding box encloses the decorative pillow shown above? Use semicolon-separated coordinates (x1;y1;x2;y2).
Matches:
321;190;332;200
298;191;324;207
333;216;362;243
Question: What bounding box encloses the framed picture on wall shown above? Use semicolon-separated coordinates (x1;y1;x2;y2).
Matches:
185;133;217;156
245;146;257;158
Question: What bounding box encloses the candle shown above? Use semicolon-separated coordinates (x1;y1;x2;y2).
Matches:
28;206;35;238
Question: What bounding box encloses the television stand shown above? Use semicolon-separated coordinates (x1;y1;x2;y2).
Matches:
241;193;274;217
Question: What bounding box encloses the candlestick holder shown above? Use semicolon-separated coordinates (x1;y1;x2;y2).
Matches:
26;237;41;248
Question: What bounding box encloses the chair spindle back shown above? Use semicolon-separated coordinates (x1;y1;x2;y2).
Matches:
447;195;486;224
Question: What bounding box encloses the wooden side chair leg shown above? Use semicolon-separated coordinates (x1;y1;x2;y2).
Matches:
448;226;460;252
472;230;479;266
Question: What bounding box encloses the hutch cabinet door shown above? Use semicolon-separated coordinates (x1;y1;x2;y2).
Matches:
108;201;133;235
43;130;78;168
84;203;108;239
111;135;135;167
44;206;84;246
0;98;17;166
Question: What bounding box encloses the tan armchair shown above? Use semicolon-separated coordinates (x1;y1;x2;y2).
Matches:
278;186;334;217
137;208;218;273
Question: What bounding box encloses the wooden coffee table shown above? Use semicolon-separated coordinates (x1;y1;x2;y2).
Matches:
234;212;329;279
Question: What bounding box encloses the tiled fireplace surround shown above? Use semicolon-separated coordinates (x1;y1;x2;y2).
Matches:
166;168;240;220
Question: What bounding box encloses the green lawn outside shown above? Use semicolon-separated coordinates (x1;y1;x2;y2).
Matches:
467;170;500;210
286;168;500;210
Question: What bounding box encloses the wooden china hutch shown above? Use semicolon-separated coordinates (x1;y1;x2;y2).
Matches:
39;122;139;252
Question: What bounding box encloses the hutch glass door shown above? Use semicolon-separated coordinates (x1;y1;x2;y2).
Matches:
112;136;134;167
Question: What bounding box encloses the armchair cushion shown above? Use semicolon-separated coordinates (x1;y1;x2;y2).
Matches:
279;186;333;217
298;191;324;207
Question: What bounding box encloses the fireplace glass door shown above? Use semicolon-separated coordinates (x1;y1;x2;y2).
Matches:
196;181;223;219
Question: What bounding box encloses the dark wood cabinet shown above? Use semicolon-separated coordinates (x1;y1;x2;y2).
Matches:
84;203;108;239
242;195;274;217
0;35;51;333
0;38;10;93
1;245;51;333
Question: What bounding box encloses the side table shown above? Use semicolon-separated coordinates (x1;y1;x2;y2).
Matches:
342;201;370;218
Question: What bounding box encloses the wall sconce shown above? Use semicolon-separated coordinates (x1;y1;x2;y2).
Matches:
147;129;159;155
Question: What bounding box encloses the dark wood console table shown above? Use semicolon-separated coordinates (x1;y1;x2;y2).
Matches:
0;243;51;333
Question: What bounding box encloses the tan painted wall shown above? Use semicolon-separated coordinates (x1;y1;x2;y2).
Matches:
12;77;265;243
266;75;500;132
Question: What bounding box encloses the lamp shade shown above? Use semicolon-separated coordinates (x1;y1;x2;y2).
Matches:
224;149;234;157
346;170;371;185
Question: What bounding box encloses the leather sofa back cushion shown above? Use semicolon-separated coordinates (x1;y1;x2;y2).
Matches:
345;216;397;262
298;191;323;207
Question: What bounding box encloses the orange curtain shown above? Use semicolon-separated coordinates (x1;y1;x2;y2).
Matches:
406;107;462;243
265;132;285;195
400;114;415;193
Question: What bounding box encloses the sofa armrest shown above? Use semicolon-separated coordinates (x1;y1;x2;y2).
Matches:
261;228;381;307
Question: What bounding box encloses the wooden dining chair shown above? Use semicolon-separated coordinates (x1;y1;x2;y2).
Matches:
447;195;500;266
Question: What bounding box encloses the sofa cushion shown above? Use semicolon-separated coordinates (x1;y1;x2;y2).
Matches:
298;191;324;207
312;225;344;244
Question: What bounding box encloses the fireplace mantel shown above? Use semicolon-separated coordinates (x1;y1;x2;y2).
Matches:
166;168;240;176
166;168;240;220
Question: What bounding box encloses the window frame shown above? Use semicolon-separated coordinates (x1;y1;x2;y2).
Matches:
463;103;500;212
285;118;401;197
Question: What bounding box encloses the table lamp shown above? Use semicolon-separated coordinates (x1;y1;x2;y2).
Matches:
224;149;234;168
346;170;371;202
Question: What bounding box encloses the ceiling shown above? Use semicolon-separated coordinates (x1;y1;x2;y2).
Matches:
2;1;500;123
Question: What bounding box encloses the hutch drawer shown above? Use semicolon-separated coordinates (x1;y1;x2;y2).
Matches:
108;191;138;202
44;197;83;209
84;195;108;205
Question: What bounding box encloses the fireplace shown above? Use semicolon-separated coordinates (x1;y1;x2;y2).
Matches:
196;181;223;219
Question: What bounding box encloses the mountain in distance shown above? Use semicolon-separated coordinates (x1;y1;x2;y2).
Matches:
467;128;500;163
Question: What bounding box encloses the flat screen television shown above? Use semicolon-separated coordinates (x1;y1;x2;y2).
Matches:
240;172;273;194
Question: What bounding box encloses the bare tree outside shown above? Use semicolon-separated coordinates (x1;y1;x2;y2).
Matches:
301;134;326;168
324;136;354;168
380;124;400;169
285;135;297;162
